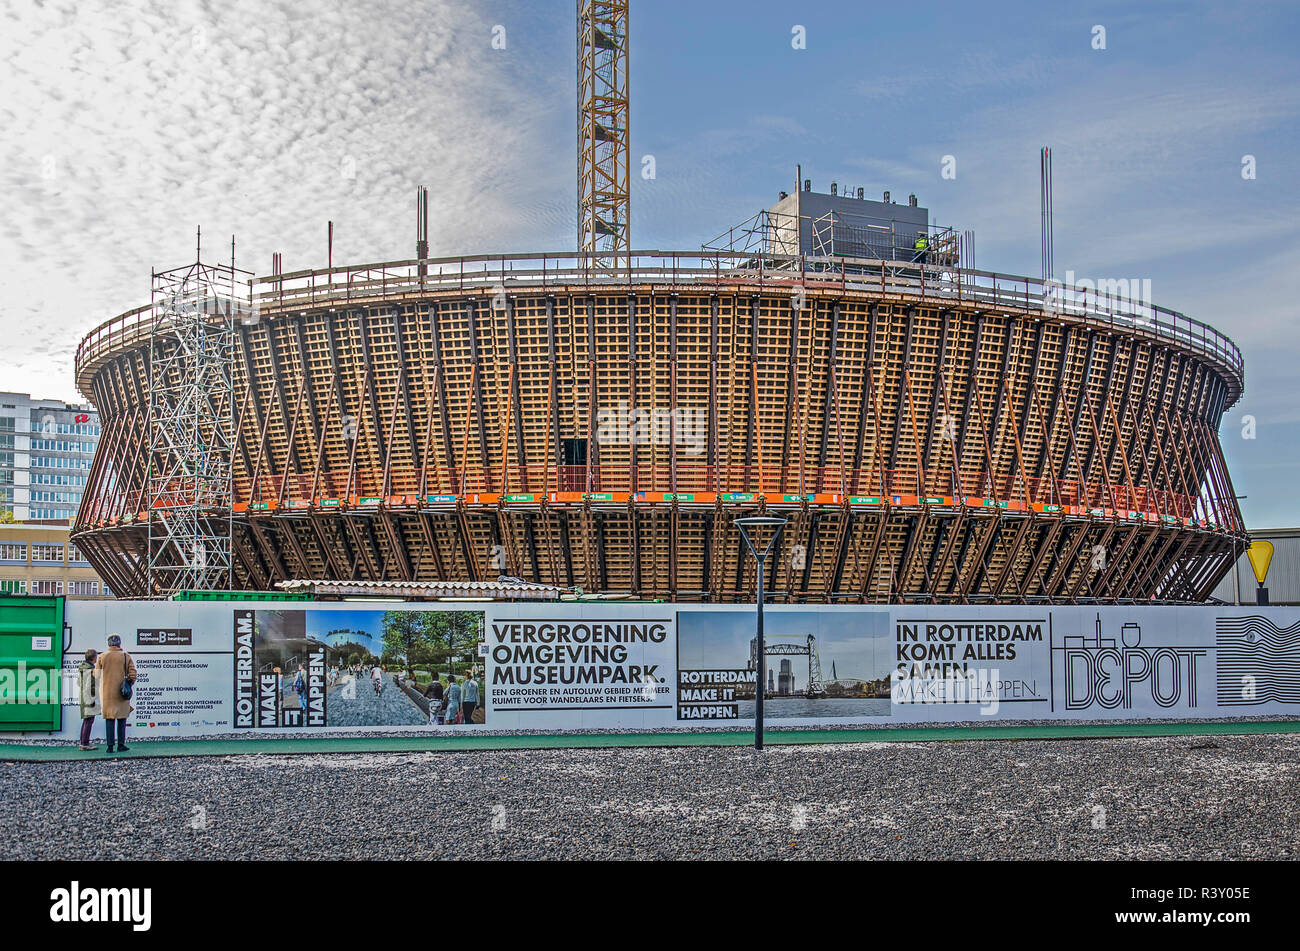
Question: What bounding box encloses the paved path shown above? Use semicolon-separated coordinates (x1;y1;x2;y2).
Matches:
325;673;427;727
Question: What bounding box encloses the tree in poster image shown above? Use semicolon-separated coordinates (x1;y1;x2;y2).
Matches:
421;611;483;668
381;612;427;666
380;611;482;668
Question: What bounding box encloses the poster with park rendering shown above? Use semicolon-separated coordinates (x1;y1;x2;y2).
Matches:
233;607;486;729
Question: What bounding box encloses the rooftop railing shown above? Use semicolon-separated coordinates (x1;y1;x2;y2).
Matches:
76;250;1244;403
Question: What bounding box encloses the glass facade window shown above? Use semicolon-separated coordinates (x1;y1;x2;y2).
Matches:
31;579;63;595
0;579;27;594
31;543;64;562
66;580;98;596
29;439;96;453
31;473;88;486
29;422;99;436
31;457;93;470
31;490;81;504
0;543;26;560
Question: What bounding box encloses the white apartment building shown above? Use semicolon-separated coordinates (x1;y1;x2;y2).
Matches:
0;392;101;522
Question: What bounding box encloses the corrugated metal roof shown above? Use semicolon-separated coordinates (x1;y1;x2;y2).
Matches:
1209;528;1300;605
276;578;562;601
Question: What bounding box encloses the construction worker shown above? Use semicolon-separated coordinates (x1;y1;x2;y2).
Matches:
913;233;928;264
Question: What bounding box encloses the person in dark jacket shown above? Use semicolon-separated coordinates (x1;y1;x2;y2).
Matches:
77;649;100;751
424;677;444;725
293;665;308;711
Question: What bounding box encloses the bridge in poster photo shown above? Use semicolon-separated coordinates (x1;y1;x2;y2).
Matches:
749;634;827;696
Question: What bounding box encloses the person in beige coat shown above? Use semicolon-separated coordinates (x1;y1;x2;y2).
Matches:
94;635;137;753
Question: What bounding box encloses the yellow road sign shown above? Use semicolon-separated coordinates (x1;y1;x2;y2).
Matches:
1246;540;1274;584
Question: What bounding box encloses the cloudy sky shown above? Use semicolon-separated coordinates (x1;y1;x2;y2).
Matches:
3;0;1297;525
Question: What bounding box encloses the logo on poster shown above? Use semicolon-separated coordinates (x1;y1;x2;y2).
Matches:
1060;615;1206;710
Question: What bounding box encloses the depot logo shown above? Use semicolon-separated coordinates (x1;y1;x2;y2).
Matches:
49;881;151;931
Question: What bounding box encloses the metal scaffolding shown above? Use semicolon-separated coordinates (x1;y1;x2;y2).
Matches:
577;0;630;272
145;236;247;594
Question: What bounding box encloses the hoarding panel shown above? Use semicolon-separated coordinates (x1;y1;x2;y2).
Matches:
15;601;1300;739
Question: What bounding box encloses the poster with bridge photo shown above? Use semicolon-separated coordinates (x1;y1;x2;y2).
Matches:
232;608;486;729
675;609;892;721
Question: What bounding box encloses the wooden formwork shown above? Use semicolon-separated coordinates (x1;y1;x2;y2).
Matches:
72;276;1245;602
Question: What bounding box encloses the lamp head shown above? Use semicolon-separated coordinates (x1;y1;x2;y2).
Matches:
733;515;788;559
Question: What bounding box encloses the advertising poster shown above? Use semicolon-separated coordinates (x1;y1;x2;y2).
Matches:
484;604;677;729
676;608;892;722
29;600;1300;740
1037;607;1215;719
889;610;1052;717
1215;615;1300;707
488;617;674;711
58;601;234;738
234;607;487;729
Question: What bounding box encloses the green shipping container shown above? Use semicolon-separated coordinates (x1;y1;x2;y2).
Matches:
0;596;65;733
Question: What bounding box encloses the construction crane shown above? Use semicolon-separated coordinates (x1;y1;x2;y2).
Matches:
577;0;630;271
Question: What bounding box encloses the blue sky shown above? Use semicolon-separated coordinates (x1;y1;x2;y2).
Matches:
678;609;891;684
303;609;383;653
3;0;1297;525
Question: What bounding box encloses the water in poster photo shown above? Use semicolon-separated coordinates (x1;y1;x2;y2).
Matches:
676;609;893;720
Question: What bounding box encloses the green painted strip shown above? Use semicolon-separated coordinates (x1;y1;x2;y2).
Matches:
2;720;1297;762
172;590;312;602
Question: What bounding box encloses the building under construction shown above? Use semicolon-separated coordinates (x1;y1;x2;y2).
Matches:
68;1;1247;602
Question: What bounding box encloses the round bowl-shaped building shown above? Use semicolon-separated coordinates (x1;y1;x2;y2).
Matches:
72;250;1245;602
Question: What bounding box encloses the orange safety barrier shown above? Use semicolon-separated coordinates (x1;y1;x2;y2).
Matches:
229;464;1200;519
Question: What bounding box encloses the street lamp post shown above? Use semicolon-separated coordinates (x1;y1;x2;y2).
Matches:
734;515;788;751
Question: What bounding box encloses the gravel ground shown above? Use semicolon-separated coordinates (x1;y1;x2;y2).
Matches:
2;733;1298;860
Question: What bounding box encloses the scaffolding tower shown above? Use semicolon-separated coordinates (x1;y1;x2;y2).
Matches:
577;0;630;272
146;238;247;595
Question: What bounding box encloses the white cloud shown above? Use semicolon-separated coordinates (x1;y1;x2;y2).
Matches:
0;0;570;401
